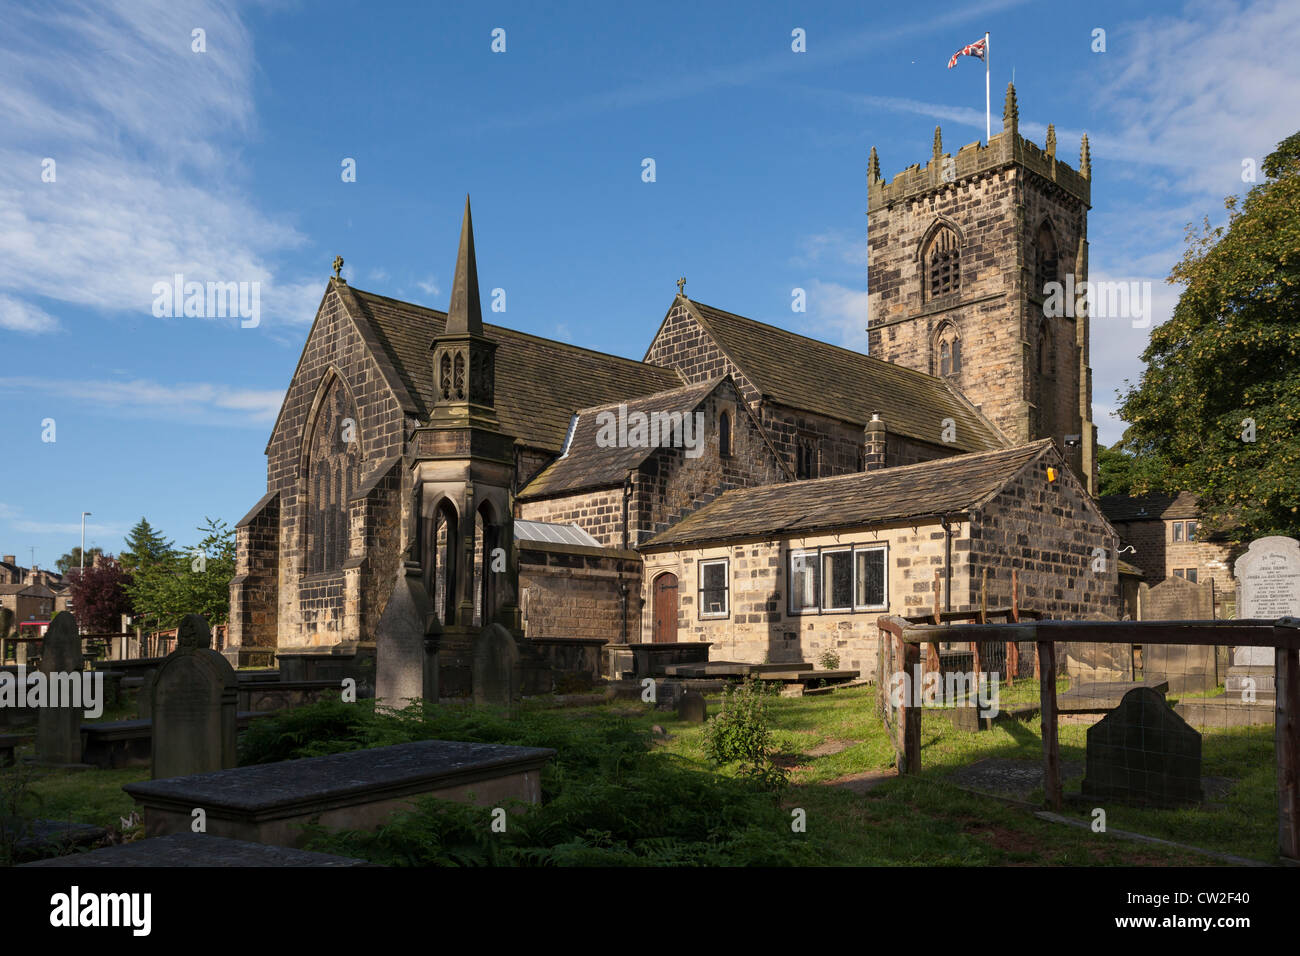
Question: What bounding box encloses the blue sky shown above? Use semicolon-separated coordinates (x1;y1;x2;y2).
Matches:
1;0;1297;570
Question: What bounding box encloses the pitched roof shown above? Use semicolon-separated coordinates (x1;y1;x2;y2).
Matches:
1099;491;1200;522
641;440;1055;549
673;298;1006;452
344;288;683;452
0;583;54;597
518;380;719;498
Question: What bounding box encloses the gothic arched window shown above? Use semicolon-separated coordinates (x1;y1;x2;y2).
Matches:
924;225;961;300
934;324;962;379
304;375;361;574
1035;221;1059;297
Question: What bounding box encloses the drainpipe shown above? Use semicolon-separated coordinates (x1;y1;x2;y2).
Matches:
941;514;953;613
621;473;633;644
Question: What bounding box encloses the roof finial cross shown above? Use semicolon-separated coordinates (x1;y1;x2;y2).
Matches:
676;276;686;297
332;255;344;279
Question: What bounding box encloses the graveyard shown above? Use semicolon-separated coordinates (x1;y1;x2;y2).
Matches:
0;603;1288;866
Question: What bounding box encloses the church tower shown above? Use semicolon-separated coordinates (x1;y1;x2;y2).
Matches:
409;197;521;694
866;83;1098;493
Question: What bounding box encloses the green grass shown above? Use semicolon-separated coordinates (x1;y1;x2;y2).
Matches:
0;683;1281;866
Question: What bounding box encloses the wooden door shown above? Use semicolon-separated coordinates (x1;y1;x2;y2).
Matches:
653;573;678;643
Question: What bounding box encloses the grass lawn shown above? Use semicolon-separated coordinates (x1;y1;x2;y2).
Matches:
651;683;1278;865
0;682;1281;865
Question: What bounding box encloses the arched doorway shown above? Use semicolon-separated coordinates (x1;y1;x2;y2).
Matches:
652;572;678;643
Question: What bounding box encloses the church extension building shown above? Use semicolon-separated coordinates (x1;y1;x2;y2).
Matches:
228;86;1118;684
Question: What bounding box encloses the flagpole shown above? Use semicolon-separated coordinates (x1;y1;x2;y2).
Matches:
984;31;991;143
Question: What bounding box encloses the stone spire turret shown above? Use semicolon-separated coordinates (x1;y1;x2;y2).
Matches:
446;195;483;336
1002;81;1018;136
868;146;880;183
933;126;943;162
1079;133;1091;180
1045;124;1056;159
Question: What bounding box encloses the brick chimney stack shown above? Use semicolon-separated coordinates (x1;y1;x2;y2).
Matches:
863;413;887;471
2;555;14;566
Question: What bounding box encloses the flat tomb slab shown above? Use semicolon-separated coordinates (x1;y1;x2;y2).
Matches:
22;832;370;867
1058;680;1169;713
123;739;555;848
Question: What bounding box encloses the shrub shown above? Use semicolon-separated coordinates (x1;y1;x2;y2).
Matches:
817;650;840;670
700;677;789;790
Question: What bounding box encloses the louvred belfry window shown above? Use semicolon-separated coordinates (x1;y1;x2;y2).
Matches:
925;226;960;300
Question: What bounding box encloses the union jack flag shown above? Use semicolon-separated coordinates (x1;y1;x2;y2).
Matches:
947;37;986;68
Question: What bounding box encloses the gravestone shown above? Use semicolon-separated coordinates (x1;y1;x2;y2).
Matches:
375;560;440;705
1081;686;1202;808
150;614;237;780
1228;536;1300;700
472;623;521;711
677;689;707;723
35;612;84;765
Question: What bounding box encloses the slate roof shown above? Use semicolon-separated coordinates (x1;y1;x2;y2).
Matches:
674;299;1007;452
518;380;720;499
0;583;54;598
343;287;683;452
1099;491;1200;523
641;440;1055;549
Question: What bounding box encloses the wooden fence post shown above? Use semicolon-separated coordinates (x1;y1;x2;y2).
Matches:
929;570;941;674
902;640;922;774
1038;639;1061;811
1277;645;1300;860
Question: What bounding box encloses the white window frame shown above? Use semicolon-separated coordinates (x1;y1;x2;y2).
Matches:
853;544;889;610
788;548;819;615
698;558;729;620
820;547;853;613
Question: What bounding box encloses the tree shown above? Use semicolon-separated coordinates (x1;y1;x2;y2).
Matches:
1097;438;1167;498
125;518;235;630
1118;131;1300;540
67;555;132;632
55;547;103;575
120;518;175;574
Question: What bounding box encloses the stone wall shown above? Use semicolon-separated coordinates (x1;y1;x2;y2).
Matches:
1112;518;1240;607
967;451;1118;619
518;488;627;548
257;283;413;649
519;541;640;643
228;491;279;653
632;382;788;541
640;520;966;676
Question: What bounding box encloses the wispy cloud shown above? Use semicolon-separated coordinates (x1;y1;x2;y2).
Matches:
0;375;285;426
0;294;60;334
469;0;1031;133
0;0;318;328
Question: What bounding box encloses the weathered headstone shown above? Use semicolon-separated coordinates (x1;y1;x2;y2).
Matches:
677;689;707;723
1229;536;1300;699
150;614;237;780
1081;686;1202;808
472;623;521;711
375;561;440;705
35;611;84;765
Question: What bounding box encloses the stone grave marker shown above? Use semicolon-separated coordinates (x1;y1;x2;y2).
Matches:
35;611;84;765
472;623;521;711
677;689;707;723
1081;686;1202;808
375;560;440;705
150;614;237;780
1229;536;1300;699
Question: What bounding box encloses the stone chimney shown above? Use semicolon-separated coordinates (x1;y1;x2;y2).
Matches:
2;555;14;566
863;413;887;471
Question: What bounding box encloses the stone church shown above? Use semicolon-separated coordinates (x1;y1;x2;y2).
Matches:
227;84;1117;687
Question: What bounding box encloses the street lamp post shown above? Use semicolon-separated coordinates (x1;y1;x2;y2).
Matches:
80;512;92;573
